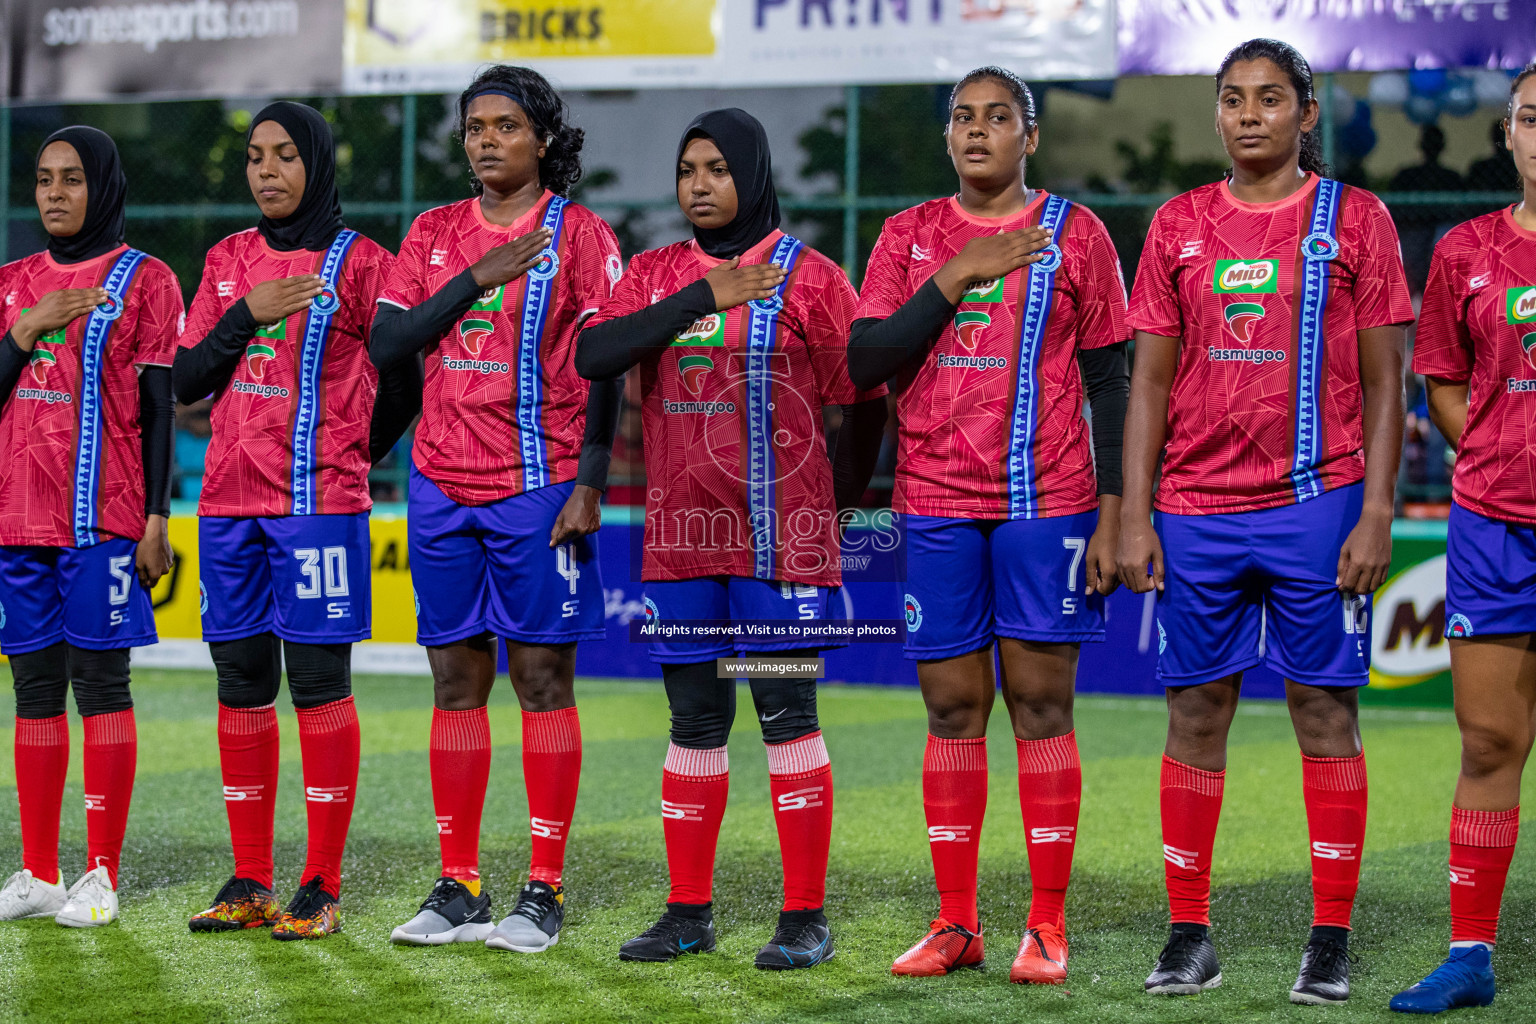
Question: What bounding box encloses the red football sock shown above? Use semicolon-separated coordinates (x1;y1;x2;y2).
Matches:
923;735;988;932
1017;731;1081;931
662;743;729;905
766;731;833;912
431;706;491;882
14;715;69;885
218;703;279;890
1449;805;1520;945
296;698;360;897
82;710;136;889
1302;752;1368;929
522;706;582;887
1160;755;1224;926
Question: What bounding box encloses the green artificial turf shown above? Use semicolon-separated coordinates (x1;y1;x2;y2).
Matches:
0;668;1529;1023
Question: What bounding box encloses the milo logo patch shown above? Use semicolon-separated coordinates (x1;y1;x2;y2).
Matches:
1505;286;1536;325
471;285;506;312
672;313;725;346
1212;259;1279;294
961;278;1005;303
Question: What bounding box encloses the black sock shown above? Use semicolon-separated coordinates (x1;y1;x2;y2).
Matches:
1172;922;1210;941
1310;925;1350;947
666;901;713;921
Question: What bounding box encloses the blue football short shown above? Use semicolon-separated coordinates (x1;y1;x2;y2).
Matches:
1444;501;1536;639
408;464;605;647
199;514;372;643
900;510;1106;660
0;538;156;654
1154;482;1370;687
642;576;843;664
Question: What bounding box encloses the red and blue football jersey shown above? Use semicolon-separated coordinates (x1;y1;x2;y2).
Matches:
857;193;1130;520
0;245;182;546
1128;174;1413;515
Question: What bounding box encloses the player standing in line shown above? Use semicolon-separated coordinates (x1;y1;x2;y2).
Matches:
847;67;1130;984
1118;39;1411;1004
372;66;622;954
1390;64;1536;1015
576;108;887;969
0;127;179;928
176;102;411;940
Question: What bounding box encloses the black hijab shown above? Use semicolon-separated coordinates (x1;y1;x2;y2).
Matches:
677;108;780;259
248;101;345;252
38;126;127;264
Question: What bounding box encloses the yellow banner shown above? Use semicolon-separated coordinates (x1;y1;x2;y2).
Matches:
152;515;418;644
346;0;716;66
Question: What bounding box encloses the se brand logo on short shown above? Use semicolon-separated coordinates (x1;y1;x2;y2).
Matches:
459;318;493;357
1222;301;1266;343
245;343;276;379
1212;259;1279;294
672;313;725;346
953;310;991;350
1506;286;1536;325
678;354;713;396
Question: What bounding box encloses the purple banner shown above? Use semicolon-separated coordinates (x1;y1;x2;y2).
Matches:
1118;0;1536;76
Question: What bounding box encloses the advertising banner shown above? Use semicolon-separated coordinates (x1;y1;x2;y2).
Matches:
343;0;1117;93
1118;0;1536;76
6;0;344;101
139;512;1452;707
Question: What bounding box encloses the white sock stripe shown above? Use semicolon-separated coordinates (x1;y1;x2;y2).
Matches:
765;732;830;776
664;742;728;777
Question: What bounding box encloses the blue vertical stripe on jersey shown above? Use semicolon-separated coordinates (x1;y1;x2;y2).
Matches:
1292;179;1341;503
515;196;570;494
72;248;148;548
289;229;359;516
745;234;805;580
1006;196;1071;520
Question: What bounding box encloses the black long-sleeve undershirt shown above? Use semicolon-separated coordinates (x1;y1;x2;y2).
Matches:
846;281;1130;496
138;365;174;517
576;377;623;491
0;332;27;410
368;353;423;466
368;269;482;372
574;279;716;381
172;298;257;404
831;397;888;514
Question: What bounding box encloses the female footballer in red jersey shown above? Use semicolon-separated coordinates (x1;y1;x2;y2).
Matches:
1390;65;1536;1015
175;102;411;940
577;108;886;969
1118;39;1411;1004
848;67;1130;983
370;66;623;954
0;127;179;929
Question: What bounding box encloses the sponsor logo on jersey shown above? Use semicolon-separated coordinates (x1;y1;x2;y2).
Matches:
937;353;1008;370
29;346;57;384
1506;286;1536;325
604;254;623;287
663;399;735;415
678;353;713;396
961;277;1004;302
953;310;990;349
232;380;291;398
910;244;930;261
459;318;493;357
245;343;276;379
1469;273;1491;291
672;313;725;346
1179;240;1204;259
254;318;285;341
1212;259;1279;294
217;281;236;298
904;593;922;631
1448;613;1474;638
443;357;510;374
1222;302;1265;343
471;285;505;312
430;249;448;268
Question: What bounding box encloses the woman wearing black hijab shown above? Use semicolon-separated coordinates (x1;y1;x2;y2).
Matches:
0;126;181;929
174;101;413;941
577;108;887;969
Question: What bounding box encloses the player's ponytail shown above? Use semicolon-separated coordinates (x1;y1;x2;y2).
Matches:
455;65;585;197
1216;38;1331;179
